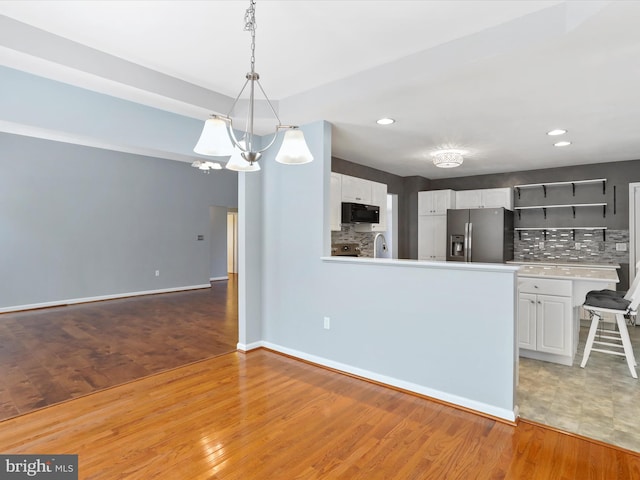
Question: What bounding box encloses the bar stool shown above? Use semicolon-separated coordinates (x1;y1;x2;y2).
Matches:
581;280;640;378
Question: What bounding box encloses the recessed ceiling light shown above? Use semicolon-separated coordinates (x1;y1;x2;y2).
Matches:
376;117;395;125
547;129;567;136
554;141;571;147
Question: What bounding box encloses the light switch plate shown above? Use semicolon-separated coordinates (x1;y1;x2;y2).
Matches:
616;243;627;251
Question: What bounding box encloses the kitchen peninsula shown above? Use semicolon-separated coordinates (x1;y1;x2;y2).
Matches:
515;262;619;366
319;255;520;421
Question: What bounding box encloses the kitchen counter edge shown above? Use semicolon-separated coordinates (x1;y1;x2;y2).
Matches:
321;257;520;273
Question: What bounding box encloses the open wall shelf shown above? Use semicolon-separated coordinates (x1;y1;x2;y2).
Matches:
514;203;607;219
514;178;606;198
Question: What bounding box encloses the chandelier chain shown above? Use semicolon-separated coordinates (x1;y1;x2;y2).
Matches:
244;0;257;74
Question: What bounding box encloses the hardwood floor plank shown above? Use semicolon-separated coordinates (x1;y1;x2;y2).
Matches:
0;278;237;419
1;350;639;478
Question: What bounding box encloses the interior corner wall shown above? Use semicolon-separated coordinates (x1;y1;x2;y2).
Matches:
245;121;515;419
0;133;238;310
209;206;229;279
237;161;265;349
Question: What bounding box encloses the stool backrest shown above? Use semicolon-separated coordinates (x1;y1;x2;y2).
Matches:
627;276;640;312
623;261;640;301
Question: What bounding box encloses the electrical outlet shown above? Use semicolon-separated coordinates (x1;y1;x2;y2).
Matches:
575;243;581;250
155;270;160;277
616;243;628;251
323;317;330;330
538;241;544;249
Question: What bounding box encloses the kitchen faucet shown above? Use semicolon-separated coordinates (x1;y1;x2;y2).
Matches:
373;233;388;258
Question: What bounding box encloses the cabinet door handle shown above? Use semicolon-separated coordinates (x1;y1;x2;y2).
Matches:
538;301;542;305
530;300;535;304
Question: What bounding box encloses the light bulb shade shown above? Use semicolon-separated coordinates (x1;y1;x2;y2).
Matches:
275;129;314;165
191;160;222;171
226;150;261;172
193;117;235;157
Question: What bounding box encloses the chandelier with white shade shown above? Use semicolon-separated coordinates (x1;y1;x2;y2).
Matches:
193;0;313;172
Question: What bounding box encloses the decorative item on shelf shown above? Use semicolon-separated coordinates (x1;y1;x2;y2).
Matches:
192;0;313;171
431;149;466;168
191;160;222;173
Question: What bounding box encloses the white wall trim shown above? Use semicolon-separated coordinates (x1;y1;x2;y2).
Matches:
0;120;199;164
236;341;265;352
629;183;640;286
261;341;517;422
209;276;229;282
0;283;212;314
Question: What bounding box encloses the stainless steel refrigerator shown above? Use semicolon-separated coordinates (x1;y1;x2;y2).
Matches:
446;207;514;263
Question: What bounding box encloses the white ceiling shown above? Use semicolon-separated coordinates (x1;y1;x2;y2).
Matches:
1;0;639;179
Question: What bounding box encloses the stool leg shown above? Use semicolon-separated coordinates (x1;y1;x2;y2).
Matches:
616;313;638;379
581;312;601;368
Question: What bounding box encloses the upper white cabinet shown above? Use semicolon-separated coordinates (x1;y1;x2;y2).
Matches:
455;188;513;210
331;173;388;232
418;190;456;215
330;172;342;232
370;181;387;232
341;175;372;204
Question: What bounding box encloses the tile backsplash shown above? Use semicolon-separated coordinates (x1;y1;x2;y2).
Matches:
514;229;629;265
331;225;376;257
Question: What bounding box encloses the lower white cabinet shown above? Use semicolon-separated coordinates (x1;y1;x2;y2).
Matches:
418;215;447;261
518;278;574;364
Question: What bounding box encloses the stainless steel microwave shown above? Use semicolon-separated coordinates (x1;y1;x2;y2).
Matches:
341;202;380;224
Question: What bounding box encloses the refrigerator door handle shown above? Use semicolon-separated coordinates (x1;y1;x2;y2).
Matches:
467;222;473;262
464;222;469;262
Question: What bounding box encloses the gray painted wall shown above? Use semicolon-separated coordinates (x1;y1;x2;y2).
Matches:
0;133;238;310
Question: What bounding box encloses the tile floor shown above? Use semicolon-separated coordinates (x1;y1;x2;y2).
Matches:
518;321;640;452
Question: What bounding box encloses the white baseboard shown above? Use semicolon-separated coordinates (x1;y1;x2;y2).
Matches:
236;341;265;352
209;276;229;282
0;284;212;314
260;341;516;422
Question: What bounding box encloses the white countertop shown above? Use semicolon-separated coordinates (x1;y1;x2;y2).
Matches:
508;261;620;269
516;263;619;282
322;257;520;273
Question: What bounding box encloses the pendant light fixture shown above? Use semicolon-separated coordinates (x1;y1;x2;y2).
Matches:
193;0;313;170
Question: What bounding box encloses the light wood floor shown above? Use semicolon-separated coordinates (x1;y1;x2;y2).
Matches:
1;348;639;479
0;278;237;420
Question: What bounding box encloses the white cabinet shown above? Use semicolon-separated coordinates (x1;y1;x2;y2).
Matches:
341;175;371;204
518;293;537;350
518;278;574;364
370;181;387;232
333;173;388;232
418;190;456;215
455;188;513;210
418;215;447;261
330;172;342;232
